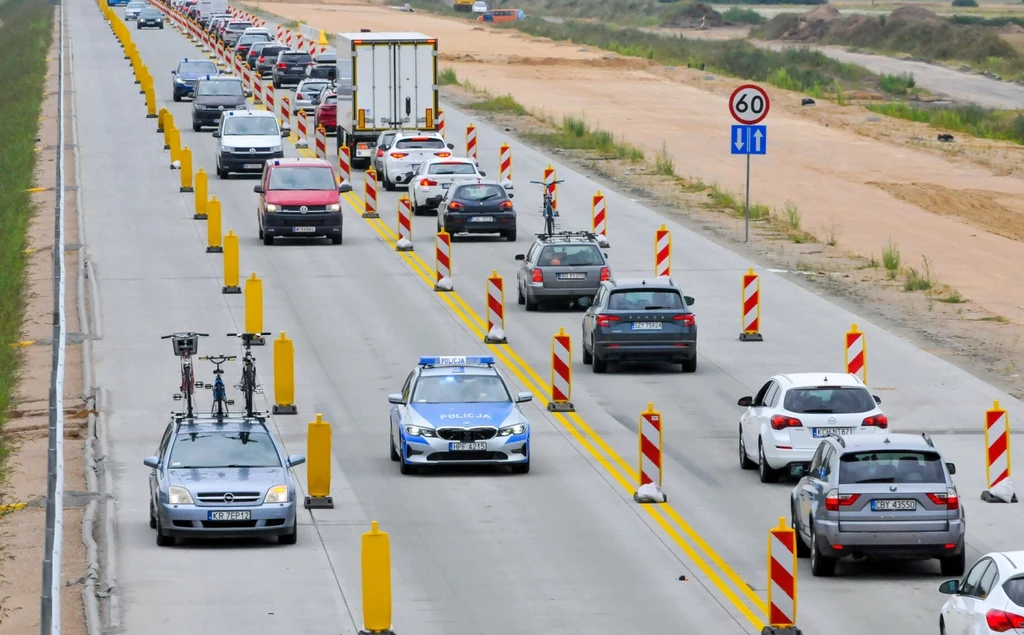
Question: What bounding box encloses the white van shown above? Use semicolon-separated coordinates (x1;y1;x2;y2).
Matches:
212;110;288;178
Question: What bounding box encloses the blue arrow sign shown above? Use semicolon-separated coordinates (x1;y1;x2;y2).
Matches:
730;125;767;155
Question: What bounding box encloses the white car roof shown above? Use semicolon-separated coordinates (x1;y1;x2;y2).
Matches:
775;373;866;389
393;130;444;140
224;108;276;118
422;156;474;165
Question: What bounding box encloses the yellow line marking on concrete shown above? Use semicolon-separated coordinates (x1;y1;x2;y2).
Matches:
25;186;49;193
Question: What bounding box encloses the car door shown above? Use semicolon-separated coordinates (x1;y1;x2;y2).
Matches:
797;443;827;533
964;558;999;634
742;380;774;450
582;286;605;342
517;242;539;292
390;371;415;442
805;443;834;529
947;559;991;635
150;423;173;507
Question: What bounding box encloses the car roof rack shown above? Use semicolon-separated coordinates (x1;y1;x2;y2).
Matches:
535;230;599;242
418;355;495;368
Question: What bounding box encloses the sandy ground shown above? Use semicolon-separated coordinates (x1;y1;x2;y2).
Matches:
0;20;89;635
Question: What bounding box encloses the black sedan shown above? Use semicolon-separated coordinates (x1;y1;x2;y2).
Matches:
581;278;697;373
137;7;164;28
437;181;517;242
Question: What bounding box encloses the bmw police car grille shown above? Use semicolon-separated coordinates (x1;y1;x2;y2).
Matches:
196;491;261;503
436;427;497;442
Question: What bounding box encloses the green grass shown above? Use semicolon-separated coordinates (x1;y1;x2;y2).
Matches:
525;114;646;162
881;238;901;280
878;72;916;95
0;0;54;481
720;7;764;25
866;102;1024;145
438;67;460;86
468;93;529;116
653;142;675;176
936;287;967;303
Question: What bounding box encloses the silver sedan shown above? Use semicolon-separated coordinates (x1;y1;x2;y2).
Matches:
293;79;331;115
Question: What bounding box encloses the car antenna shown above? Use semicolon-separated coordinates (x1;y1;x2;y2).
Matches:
883;437;891;444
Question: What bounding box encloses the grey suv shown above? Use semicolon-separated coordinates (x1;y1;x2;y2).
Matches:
515;231;610;311
791;433;965;578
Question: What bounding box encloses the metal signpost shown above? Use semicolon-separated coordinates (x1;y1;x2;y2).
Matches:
729;83;770;243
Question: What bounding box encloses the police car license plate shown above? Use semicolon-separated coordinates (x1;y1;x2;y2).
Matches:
208;510;251;520
813;427;853;438
871;499;917;511
470;216;493;223
293;226;316;233
632;322;662;330
449;442;487;451
243;163;262;169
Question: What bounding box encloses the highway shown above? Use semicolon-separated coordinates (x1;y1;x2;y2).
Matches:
70;1;1024;633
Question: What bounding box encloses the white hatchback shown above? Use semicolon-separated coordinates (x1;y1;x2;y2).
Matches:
939;551;1024;634
380;132;456;190
409;158;489;214
736;373;887;483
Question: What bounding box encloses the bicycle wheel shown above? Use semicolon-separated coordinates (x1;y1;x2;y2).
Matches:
243;362;255;414
545;213;554;236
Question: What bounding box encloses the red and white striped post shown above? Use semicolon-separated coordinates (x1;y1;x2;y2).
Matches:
983;400;1017;503
265;83;276;115
466;123;477;161
499;142;512;182
338;145;351;185
363;168;379;219
437;109;446;140
252;74;263;105
548;327;574;412
591;191;608;246
285;32;293;48
544;164;558;211
314;125;328;160
280;94;291;131
295;111;308;148
740;267;763;342
276;25;283;39
433;230;453;292
396;195;413;251
484;270;507;344
768;517;799;630
633;402;665;503
844;324;866;384
234;55;242;76
242;65;252;93
655;224;671;277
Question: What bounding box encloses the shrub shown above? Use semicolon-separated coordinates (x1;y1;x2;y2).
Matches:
721;7;764;25
952;0;979;7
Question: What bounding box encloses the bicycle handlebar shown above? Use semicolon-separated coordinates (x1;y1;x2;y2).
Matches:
528;179;566;186
226;332;272;337
161;332;209;339
199;355;237;362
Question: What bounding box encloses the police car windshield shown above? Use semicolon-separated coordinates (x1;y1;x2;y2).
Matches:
222;116;278;136
168;431;282;468
178;61;216;74
269;167;336;191
198;81;243;97
412;375;510;404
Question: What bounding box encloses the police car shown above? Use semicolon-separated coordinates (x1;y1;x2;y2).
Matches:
389;356;533;474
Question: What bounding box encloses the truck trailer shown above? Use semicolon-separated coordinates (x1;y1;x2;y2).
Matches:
333;31;440;169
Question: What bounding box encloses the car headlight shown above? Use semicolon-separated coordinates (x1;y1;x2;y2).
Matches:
265;204;279;212
326;203;340;212
270;145;282;153
403;425;436;438
497;424;527;437
167;486;193;505
221;146;236;152
263;484;289;503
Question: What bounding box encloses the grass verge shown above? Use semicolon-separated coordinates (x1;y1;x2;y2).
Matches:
865;102;1024;145
0;0;54;481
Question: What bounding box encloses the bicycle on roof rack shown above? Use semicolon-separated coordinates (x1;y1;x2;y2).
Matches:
199;354;236;418
161;331;209;419
528;178;565;237
227;331;271;418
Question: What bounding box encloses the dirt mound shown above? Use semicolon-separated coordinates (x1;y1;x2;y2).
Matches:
828;13;880;40
778;4;841;42
662;2;725;29
440;52;655;71
999;22;1024;34
887;5;944;25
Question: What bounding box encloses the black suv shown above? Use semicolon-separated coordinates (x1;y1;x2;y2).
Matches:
581;277;697;373
272;51;313;88
191;76;248;131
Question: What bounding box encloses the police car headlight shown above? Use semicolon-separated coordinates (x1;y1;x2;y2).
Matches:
174;77;187;84
497;424;526;436
404;425;436;438
263;484;289;503
168;486;193;505
326;203;341;212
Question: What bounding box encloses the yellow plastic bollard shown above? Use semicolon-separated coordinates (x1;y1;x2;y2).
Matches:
206;196;223;253
272;331;297;414
193;168;208;220
244;272;263;334
145;84;157;118
361;521;393;633
179;146;194;192
162;112;173;146
157;107;166;132
222;230;241;294
168;127;181;167
304;413;333;508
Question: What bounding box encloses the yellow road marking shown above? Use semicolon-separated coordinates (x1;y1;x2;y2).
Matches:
25;186;48;193
12;340;35;348
0;502;28;516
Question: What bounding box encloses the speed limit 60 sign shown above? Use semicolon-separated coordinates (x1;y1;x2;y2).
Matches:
729;84;770;125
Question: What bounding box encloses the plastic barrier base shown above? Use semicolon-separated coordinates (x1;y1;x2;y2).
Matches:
273;403;297;415
739;331;764;342
304;495;334;510
761;627;803;635
547;401;575;413
222;285;241;295
981;490;1018;503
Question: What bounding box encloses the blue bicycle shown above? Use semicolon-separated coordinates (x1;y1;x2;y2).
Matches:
200;354;236;418
529;178;564;236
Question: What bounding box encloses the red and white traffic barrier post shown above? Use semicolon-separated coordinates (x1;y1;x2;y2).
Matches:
265;83;276;116
363;169;379;219
295;111;308;148
633;402;665;503
437;109;445;140
466;123;477;161
548;327;574;412
983;400;1017;503
655;224;671;277
280;95;291;132
766;517;801;634
338;146;351;185
434;230;453;292
591;190;609;247
396;195;413;251
484;270;507;344
252;74;263;105
740;267;763;342
544;164;558;211
499;142;512;183
276;25;283;39
844;324;866;384
314;125;327;160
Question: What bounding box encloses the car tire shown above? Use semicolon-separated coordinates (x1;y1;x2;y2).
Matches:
940;544;966;576
792;502;810;558
192;121;201;132
505;228;517;242
592;354;607;374
258;224;264;240
217;166;227;179
517;285;525;305
273;79;281;89
149;502;157;529
582;342;593;365
278;521;298;545
524;294;538;312
809;528;836;577
511;458;530;474
738;425;756;470
681;355;697;373
263;233;273;246
758;439;779;483
155;517;175;547
399;458;417;475
332;233;342;245
390;431;400;462
383;171;395;191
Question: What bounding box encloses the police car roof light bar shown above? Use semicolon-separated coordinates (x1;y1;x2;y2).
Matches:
418;355;495;367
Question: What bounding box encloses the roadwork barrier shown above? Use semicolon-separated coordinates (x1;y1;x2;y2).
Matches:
844;323;866;384
206;196;222;253
296;111;308;148
548;327;574;412
434;230;453;292
740;268;763;342
179;146;194;192
396;195;413;250
633;403;666;503
466;123;477;161
338;145;351;184
223;231;241;294
315;125;327;160
591;191;608;247
363;168;379;218
273;332;298;414
437;109;445;139
485;271;507;344
193;168;208;219
305;414;334;508
983;400;1017;503
655;224;671;278
544;164;558;210
499;142;511;182
360;521;396;635
766;517;801;634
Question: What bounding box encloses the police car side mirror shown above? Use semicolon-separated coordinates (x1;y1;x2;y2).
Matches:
514;254;525;261
253;184;264;194
286;453;306;467
212;130;221;138
388;393;404;405
737;396;753;407
684;296;695;306
143;456;160;469
447;142;455;150
873;395;882;405
339;183;353;193
515;392;533;403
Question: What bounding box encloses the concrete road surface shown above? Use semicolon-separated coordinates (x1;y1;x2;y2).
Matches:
71;2;1024;634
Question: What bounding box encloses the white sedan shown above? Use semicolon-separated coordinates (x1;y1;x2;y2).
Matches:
409;158;490;215
736;372;886;483
939;551;1024;634
380;132;455;191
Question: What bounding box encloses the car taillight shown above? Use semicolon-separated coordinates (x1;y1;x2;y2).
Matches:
987;609;1024;632
770;414;802;430
596;315;620;328
674;313;695;326
448;201;464;211
600;266;610;281
531;268;543;283
436;152;451;158
277;62;287;69
927;488;960;511
295;91;303;99
258;56;264;63
376;148;385;158
419;179;437;187
500;200;513;209
390;152;407;159
861;414;888;429
824;489;860;512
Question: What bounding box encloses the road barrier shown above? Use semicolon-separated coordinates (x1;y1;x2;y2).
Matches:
363;168;379;218
433;230;453;292
179;147;194;192
244;273;264;342
466;123;477;161
305;413;334;508
163;113;173;149
242;65;252;94
633;402;665;503
548;327;574;412
253;75;264;106
168;126;181;168
157;107;167;133
315;125;328;160
655;224;671;278
396;195;413;250
766;517;800;633
437;109;445;140
844;324;866;384
145;83;156;118
296;111;308;148
265;83;275;114
544;164;558;210
499;142;511;182
361;521;395;635
280;95;291;130
273;332;298;414
591;191;608;246
484;271;507;344
338;145;351;184
740;268;763;342
983;400;1017;503
193;168;208;220
206;196;222;253
223;230;241;294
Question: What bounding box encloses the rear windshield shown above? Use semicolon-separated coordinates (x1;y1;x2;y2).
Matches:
395;137;446;150
1004;578;1024;606
222;116;279;136
453;183;506;200
197;80;243;96
281;53;313;63
269;167;336;191
838;450;945;484
261;46;286;58
538;244;604;266
783;387;875;414
608;290;683;311
238;34;270;44
429;162;476;175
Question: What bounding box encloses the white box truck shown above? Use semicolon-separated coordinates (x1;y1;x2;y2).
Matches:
197;0;227;20
334;31;440;169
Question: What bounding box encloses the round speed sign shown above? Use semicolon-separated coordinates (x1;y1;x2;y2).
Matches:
729;84;770;125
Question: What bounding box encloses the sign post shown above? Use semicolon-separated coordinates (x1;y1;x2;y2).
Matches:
729;84;770;244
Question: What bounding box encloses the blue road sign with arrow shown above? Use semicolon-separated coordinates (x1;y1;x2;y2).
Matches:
730;125;767;156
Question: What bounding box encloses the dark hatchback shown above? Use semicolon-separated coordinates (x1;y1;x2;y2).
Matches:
436;181;517;242
136;7;164;28
272;51;313;88
582;278;697;373
191;77;247;131
245;41;268;70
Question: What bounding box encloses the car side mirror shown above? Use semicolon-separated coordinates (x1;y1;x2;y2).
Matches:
946;462;956;475
684;296;695;305
515;254;525;261
281;128;289;137
339;183;352;193
790;464;806;478
515;392;533;403
388;393;404;405
212;131;221;138
245;89;254;98
873;395;881;405
737;396;753;407
253;184;264;194
287;453;306;467
508;193;514;198
479;171;487;176
939;579;960;595
143;456;160;469
447;142;454;149
171;69;176;74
